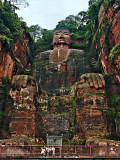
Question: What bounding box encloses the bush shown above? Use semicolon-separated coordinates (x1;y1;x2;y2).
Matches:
1;76;11;85
110;95;120;107
1;77;11;95
109;43;120;64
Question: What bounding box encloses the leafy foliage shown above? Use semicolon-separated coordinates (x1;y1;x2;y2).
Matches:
0;0;34;54
29;25;42;41
110;95;120;107
69;99;76;139
1;76;11;96
109;43;120;64
3;0;29;10
34;29;53;52
0;2;22;47
64;139;85;145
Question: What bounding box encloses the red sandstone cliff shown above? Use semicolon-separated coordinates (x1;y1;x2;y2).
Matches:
0;30;32;81
98;3;120;86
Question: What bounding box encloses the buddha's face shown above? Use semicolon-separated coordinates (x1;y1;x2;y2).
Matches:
53;29;71;46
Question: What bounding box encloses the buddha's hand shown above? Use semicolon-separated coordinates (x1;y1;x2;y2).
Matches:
79;73;105;89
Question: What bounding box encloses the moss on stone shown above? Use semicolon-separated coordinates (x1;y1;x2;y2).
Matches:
109;43;120;64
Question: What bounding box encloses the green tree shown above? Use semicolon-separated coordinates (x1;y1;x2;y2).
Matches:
35;29;53;52
56;15;79;33
0;0;2;6
29;24;42;41
4;0;29;9
2;2;22;39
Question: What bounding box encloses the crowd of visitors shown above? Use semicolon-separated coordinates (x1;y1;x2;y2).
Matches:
41;146;55;156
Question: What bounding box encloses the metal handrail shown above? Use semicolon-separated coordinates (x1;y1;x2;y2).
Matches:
0;145;120;158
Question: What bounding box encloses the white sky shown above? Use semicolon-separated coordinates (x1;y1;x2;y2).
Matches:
16;0;89;30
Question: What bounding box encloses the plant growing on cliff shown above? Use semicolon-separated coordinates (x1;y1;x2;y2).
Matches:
109;43;120;64
69;98;76;139
64;139;85;145
1;76;11;96
110;95;120;107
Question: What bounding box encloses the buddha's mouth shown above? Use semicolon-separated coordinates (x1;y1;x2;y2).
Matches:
58;38;66;42
59;39;65;42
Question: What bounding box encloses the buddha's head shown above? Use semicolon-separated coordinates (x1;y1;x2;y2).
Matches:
52;29;71;48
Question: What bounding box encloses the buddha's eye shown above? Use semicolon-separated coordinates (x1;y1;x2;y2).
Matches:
55;32;60;35
64;32;69;35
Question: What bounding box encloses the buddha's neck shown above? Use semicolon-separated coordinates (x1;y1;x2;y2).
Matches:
53;44;69;50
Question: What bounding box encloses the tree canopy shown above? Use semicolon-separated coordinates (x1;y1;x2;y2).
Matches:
3;0;29;10
0;1;32;49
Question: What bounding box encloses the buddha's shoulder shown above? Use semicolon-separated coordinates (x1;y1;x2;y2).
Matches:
69;49;85;55
34;49;85;60
34;50;52;60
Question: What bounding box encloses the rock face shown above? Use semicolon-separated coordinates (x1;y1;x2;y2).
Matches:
0;53;15;80
98;3;120;85
0;32;32;80
2;75;38;139
72;75;115;139
43;114;70;135
97;1;120;140
0;31;33;128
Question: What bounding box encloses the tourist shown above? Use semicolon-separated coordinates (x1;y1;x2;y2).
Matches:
52;146;55;156
45;146;49;156
49;146;52;156
41;147;45;156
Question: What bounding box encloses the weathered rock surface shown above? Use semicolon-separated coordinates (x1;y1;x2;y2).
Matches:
72;74;116;139
99;4;120;85
0;32;32;80
2;75;38;140
32;49;92;142
0;53;15;80
97;1;120;139
33;49;91;95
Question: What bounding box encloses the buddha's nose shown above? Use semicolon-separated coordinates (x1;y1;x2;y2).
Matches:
60;34;65;38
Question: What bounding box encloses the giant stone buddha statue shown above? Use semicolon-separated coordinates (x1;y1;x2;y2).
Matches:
32;29;115;142
33;29;105;95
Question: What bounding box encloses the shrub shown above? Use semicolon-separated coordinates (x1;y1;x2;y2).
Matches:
109;43;120;64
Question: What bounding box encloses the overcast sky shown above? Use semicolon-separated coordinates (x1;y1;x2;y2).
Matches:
16;0;89;30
